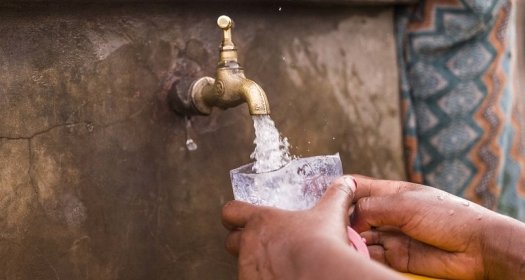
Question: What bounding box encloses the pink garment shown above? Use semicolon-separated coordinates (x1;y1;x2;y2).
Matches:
347;226;369;258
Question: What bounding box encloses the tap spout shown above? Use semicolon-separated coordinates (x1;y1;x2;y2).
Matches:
241;79;270;115
189;76;270;115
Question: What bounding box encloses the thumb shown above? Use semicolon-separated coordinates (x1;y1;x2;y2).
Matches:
315;175;356;215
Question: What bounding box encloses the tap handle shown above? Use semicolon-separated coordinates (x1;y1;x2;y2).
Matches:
217;15;234;49
217;15;238;64
217;15;234;31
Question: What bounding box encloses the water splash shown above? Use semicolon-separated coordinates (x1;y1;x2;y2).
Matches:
250;115;292;173
231;116;342;210
231;154;343;210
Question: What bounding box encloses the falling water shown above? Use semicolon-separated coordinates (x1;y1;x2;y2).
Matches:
250;115;292;173
231;115;342;210
185;117;198;151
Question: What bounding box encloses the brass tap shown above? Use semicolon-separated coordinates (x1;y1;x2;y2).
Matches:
171;15;270;116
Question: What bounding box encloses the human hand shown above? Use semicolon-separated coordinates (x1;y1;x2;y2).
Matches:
352;176;525;279
222;176;404;280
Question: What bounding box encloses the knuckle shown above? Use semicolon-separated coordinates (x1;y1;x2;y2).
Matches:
355;197;371;213
387;180;423;194
334;183;354;197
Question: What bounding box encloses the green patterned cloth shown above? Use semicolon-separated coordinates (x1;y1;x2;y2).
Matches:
395;0;525;219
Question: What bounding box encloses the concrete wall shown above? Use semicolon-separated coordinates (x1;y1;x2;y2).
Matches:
0;3;405;279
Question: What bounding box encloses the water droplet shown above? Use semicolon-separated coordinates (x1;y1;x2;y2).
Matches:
462;200;470;207
278;6;282;11
437;195;444;201
185;117;198;152
186;138;198;151
448;210;455;215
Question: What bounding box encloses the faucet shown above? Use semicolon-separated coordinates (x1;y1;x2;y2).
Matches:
169;15;270;116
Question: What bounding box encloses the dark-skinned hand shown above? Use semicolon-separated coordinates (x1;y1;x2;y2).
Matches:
222;176;404;280
352;176;525;280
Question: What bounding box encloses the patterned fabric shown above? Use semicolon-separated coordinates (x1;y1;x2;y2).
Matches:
396;0;525;219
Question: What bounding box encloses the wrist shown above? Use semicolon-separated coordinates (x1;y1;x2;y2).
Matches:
481;213;525;279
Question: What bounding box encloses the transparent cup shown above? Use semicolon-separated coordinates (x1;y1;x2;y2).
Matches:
230;154;343;211
229;153;369;258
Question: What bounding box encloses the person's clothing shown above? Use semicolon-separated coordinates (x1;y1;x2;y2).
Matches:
396;0;525;219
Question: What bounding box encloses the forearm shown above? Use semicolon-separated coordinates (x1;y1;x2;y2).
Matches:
482;213;525;279
294;238;405;280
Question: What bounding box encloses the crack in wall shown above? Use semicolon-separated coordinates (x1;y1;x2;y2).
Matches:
27;138;46;215
0;122;89;141
2;104;149;204
0;103;148;140
0;103;148;228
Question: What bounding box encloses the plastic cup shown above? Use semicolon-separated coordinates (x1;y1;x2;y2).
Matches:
229;153;369;258
230;154;343;210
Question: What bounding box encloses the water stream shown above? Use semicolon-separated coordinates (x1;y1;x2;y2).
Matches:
250;115;292;173
231;115;342;210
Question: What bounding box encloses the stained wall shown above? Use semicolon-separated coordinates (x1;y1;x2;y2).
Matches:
0;3;405;279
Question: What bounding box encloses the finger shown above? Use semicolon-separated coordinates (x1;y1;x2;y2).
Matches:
367;245;386;264
351;175;423;202
363;230;474;279
351;188;435;234
225;230;242;256
372;231;410;271
359;228;402;243
360;230;381;245
403;240;476;279
352;190;467;252
315;175;356;215
222;200;259;230
361;230;412;272
352;195;411;233
361;230;410;270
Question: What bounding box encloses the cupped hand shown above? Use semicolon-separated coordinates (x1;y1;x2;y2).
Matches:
222;176;404;280
351;176;498;279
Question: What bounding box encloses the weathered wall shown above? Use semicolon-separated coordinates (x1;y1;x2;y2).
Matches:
0;3;404;279
2;0;417;4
